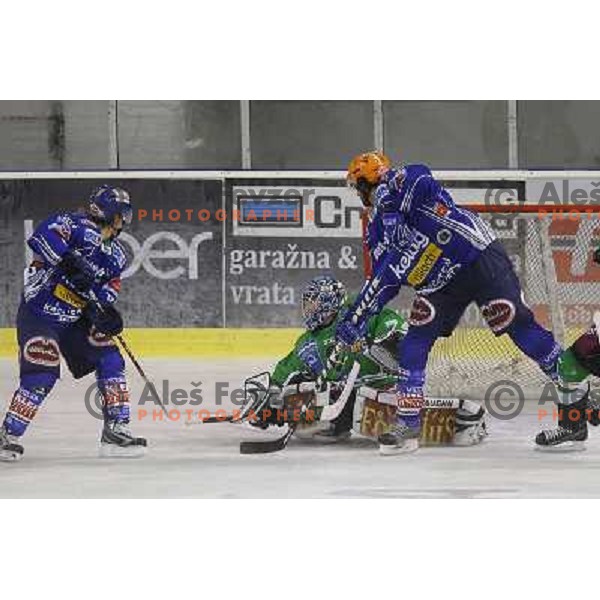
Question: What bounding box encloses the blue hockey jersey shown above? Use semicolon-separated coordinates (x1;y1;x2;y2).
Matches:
351;164;496;325
23;212;126;325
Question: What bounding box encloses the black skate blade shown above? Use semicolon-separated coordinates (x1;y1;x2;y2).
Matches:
240;437;287;454
534;441;587;453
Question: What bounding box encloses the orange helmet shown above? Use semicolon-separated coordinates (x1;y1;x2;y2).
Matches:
347;151;391;205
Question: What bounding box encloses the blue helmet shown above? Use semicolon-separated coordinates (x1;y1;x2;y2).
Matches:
88;185;133;227
302;275;347;332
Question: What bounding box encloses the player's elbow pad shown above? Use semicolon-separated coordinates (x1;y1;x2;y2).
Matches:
27;234;65;265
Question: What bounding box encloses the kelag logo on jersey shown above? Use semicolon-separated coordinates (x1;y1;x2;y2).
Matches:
388;231;430;281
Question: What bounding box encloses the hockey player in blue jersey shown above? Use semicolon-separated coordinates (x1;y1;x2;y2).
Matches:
336;152;587;454
0;185;147;461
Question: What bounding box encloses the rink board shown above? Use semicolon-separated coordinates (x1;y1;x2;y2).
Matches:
0;325;585;359
0;328;303;358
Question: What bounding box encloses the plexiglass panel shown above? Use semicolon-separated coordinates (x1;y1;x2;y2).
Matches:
383;100;509;168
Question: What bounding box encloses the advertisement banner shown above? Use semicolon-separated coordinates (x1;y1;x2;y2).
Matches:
225;179;365;327
225;177;525;327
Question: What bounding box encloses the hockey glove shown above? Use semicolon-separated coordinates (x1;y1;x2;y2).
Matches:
60;251;98;293
335;317;366;353
84;303;124;337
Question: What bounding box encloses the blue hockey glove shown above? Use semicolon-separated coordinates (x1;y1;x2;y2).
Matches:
335;316;366;352
84;303;123;337
60;251;98;293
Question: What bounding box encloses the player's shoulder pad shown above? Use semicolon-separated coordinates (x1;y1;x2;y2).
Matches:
381;167;406;191
71;212;103;248
403;163;433;180
374;167;406;211
295;330;313;350
44;211;78;242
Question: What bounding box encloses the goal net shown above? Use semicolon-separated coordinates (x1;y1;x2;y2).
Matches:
376;206;600;400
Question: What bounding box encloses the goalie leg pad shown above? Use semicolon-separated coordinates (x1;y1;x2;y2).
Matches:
454;399;488;446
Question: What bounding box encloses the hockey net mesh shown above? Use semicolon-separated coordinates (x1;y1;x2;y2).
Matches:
386;208;600;400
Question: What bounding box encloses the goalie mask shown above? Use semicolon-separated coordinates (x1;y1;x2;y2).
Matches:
302;276;347;332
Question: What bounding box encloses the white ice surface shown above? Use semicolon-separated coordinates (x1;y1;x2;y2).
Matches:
2;358;600;498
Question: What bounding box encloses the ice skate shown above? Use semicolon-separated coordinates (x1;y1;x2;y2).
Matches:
378;421;419;456
0;427;24;462
99;421;147;458
535;395;588;451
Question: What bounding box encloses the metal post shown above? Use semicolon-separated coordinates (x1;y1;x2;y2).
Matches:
374;100;384;152
108;100;119;169
240;100;251;169
508;100;518;169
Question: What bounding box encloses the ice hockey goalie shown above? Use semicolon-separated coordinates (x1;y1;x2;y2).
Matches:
241;275;488;451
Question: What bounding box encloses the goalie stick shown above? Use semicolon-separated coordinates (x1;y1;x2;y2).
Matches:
319;360;361;421
239;358;360;455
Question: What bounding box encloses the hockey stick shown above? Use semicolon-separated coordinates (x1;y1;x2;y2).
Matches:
87;291;169;419
112;333;169;419
319;360;360;421
238;346;342;454
200;415;235;424
239;358;360;455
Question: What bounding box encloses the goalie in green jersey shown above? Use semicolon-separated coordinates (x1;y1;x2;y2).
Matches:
245;275;487;446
